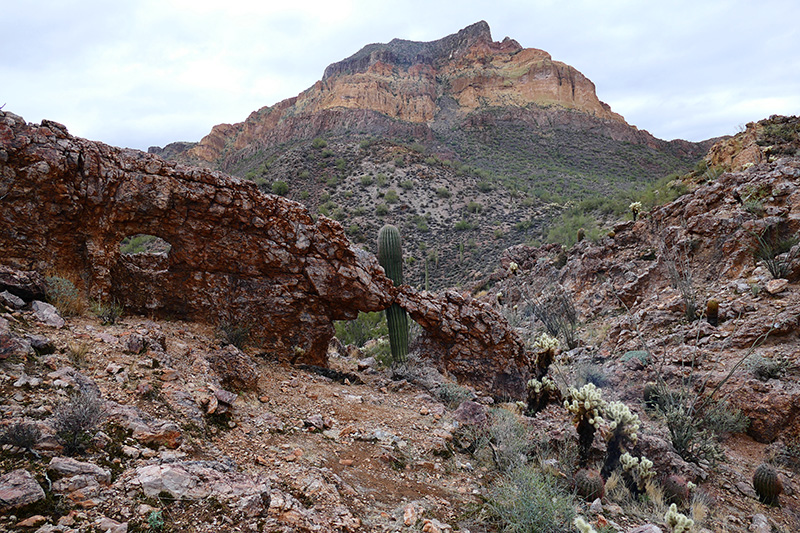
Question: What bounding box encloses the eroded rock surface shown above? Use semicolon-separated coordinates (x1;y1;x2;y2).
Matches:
1;110;533;397
0;110;394;364
399;287;531;398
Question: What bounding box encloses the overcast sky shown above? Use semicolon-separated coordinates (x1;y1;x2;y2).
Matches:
3;0;799;151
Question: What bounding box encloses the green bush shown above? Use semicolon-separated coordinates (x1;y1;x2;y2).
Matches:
376;173;388;187
454;219;473;231
385;189;400;204
467;201;482;213
436;187;451;199
312;137;327;149
485;465;575;533
45;275;85;317
400;180;414;190
546;212;602;247
321;148;334;158
360;175;374;187
271;180;289;196
376;204;389;216
335;311;388;348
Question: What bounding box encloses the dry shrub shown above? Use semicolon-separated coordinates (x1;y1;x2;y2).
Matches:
44;274;86;317
52;388;106;455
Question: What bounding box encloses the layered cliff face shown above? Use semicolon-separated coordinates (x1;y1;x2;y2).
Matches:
167;21;631;167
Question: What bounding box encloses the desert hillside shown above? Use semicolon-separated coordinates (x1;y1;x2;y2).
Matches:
2;109;800;532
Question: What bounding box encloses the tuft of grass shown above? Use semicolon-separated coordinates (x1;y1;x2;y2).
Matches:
437;382;475;409
0;421;41;454
484;465;575;533
216;321;250;350
67;341;90;367
91;299;123;325
45;275;86;317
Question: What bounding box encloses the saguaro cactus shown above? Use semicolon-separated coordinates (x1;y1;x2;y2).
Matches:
378;225;409;363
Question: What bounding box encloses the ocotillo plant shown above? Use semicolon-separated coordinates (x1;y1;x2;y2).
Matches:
378;225;409;363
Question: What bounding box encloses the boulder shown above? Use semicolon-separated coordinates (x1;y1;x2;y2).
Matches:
48;457;111;485
130;460;270;516
0;265;46;301
398;287;532;398
0;469;45;511
31;300;65;328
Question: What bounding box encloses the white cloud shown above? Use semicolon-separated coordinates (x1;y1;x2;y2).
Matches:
2;0;798;149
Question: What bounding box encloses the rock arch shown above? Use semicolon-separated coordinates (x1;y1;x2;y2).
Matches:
0;110;531;396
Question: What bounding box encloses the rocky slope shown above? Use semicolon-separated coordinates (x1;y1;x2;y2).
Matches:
1;116;799;533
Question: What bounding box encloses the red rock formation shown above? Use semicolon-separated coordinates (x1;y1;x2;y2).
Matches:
398;287;532;398
0;110;394;365
1;110;533;397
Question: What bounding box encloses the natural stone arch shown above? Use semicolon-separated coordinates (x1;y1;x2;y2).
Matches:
1;111;533;397
0;113;394;364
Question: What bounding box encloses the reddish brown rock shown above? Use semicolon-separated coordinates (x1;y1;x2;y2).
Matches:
206;345;259;391
0;265;46;302
170;21;669;172
0;469;45;511
0;110;394;365
397;286;532;398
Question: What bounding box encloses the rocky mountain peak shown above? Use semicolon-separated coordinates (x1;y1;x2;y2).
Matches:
322;21;501;79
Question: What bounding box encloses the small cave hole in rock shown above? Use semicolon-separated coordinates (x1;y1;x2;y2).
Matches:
119;234;172;255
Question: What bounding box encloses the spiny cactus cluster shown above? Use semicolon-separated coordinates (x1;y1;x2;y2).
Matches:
573;516;598;533
629;201;642;221
664;503;694;533
574;468;605;501
605;401;640;443
601;400;641;478
753;463;782;506
564;383;606;426
565;383;606;466
533;332;560;354
532;332;560;375
377;225;409;364
526;375;559;415
527;376;556;394
620;452;655;496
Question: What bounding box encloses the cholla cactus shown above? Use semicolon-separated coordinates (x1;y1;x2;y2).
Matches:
565;383;606;466
601;401;641;478
534;332;560;354
573;516;598;533
526;376;559;415
565;383;606;425
620;452;655;496
664;503;694;533
533;332;560;375
629;201;642;221
605;401;640;443
508;261;519;274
